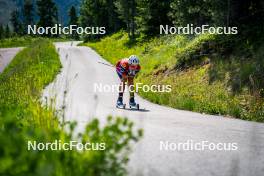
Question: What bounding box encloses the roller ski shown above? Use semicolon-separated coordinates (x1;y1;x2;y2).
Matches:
116;96;126;109
129;97;139;110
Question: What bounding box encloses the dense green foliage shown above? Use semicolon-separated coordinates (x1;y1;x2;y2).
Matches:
83;31;264;122
23;0;35;26
8;0;35;37
68;6;79;40
10;10;23;35
0;114;142;176
169;0;264;49
136;0;172;36
0;25;4;39
0;39;142;175
78;0;264;42
115;0;136;38
5;0;264;44
5;25;10;38
0;25;11;39
37;0;58;36
6;0;58;37
80;0;123;40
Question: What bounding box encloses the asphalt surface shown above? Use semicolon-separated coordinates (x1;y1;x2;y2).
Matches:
0;47;23;73
42;42;264;176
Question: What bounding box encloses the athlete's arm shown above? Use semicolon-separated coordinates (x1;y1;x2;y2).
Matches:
119;61;129;79
128;65;141;77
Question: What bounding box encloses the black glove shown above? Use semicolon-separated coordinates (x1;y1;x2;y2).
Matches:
128;70;137;76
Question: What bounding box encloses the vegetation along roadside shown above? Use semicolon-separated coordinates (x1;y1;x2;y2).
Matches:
82;31;264;122
0;39;142;175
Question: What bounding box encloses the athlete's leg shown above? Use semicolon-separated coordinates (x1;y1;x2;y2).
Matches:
118;77;126;102
127;77;136;105
116;67;126;104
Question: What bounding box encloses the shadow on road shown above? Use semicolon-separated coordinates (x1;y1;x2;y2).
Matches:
122;108;150;112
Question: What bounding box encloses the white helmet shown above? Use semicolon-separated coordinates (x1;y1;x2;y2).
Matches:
128;55;139;65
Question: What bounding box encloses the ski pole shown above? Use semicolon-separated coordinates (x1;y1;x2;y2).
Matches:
98;61;114;67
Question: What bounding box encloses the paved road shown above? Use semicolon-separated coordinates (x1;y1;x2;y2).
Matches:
43;42;264;176
0;47;23;73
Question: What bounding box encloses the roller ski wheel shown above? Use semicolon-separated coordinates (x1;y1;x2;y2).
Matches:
129;97;139;110
129;103;139;110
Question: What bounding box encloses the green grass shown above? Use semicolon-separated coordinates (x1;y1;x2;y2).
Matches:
0;36;39;48
0;39;62;128
0;36;70;48
82;31;264;122
0;39;143;175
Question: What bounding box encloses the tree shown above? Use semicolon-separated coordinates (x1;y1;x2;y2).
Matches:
11;10;23;35
37;0;58;36
169;0;213;26
68;6;79;39
106;0;124;33
115;0;136;39
80;0;107;40
23;0;34;26
136;0;172;36
209;0;264;43
0;24;4;39
5;25;10;38
228;0;264;45
80;0;123;38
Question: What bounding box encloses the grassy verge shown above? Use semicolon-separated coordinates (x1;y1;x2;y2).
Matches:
0;36;39;48
82;31;264;122
0;39;62;128
0;36;69;48
0;39;142;175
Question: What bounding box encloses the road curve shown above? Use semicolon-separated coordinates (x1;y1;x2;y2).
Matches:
0;47;23;73
43;42;264;176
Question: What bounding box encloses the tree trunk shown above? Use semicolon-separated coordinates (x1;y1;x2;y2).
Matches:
131;0;135;39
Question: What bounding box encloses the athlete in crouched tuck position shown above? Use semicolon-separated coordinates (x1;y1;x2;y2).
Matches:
116;55;141;107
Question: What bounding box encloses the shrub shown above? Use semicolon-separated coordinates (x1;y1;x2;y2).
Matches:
0;115;142;176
